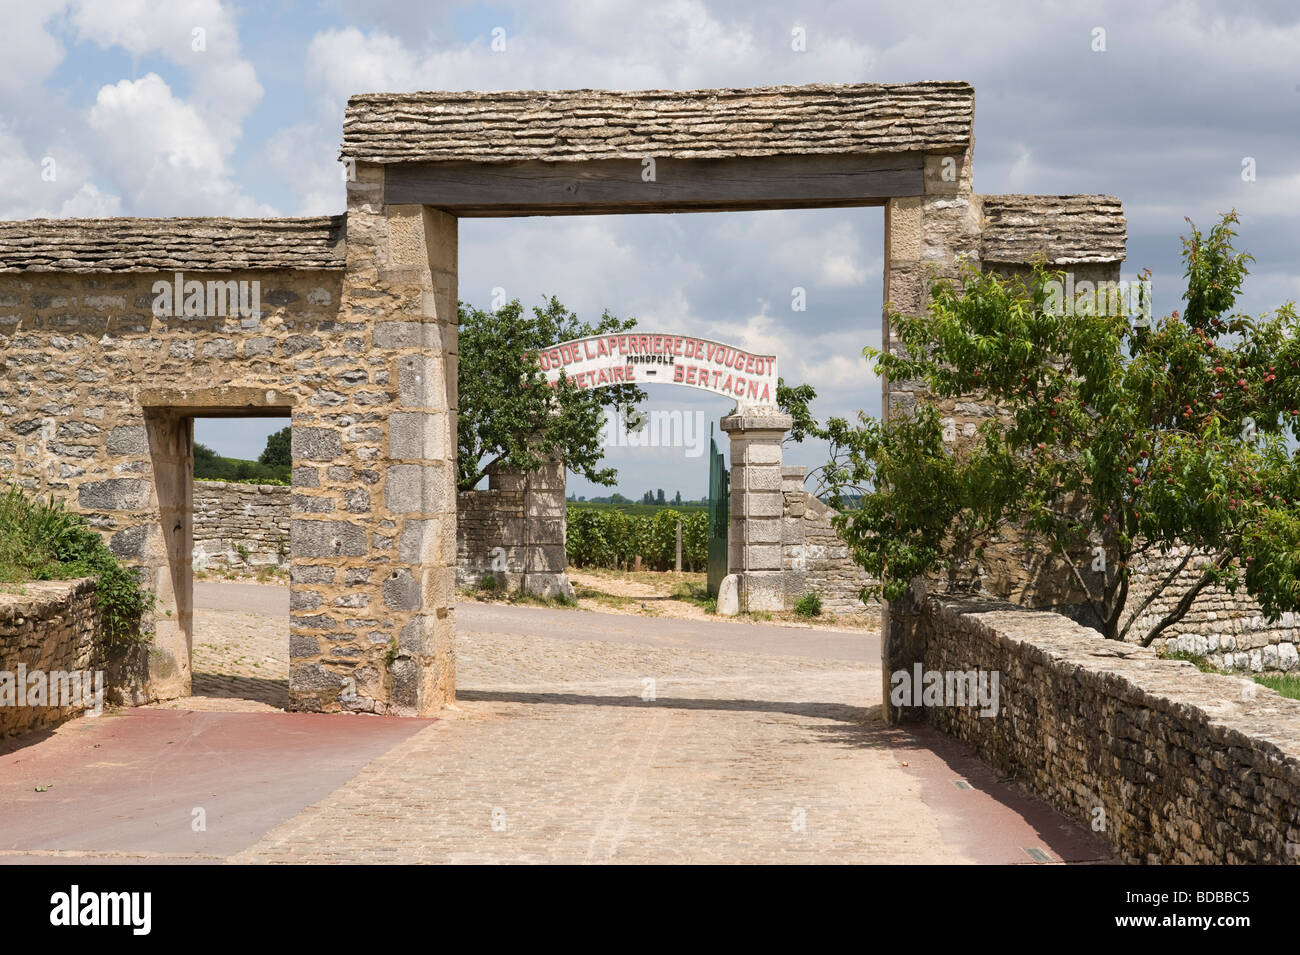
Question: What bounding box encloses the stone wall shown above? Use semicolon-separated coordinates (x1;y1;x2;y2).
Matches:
781;466;880;620
1128;546;1299;674
0;578;101;737
193;481;291;572
0;209;458;715
0;258;357;707
916;595;1300;864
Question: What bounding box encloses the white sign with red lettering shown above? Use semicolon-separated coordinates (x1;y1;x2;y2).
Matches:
536;333;778;407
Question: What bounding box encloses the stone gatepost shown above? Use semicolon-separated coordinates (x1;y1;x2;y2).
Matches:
879;147;982;723
719;411;792;614
520;453;575;601
288;163;457;715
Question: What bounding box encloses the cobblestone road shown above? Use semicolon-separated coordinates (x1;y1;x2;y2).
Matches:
10;583;1109;864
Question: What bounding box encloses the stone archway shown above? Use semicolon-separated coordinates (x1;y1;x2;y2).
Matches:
0;82;1126;719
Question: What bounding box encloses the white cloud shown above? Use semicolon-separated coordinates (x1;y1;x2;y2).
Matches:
0;0;68;99
87;73;273;215
69;0;262;135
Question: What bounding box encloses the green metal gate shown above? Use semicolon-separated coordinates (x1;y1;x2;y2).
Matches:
706;423;729;597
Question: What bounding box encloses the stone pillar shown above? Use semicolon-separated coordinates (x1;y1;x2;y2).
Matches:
122;407;192;704
288;163;457;715
879;146;981;723
522;453;575;601
781;466;809;607
720;411;791;613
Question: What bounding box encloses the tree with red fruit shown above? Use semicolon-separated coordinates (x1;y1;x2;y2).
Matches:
821;211;1300;646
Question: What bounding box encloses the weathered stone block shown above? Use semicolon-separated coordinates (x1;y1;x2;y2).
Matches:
105;425;147;455
292;519;367;557
292;426;342;461
77;479;149;511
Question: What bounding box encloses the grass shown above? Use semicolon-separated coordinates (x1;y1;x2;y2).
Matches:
1158;647;1300;700
794;591;823;618
670;579;716;613
0;484;153;646
1249;673;1300;701
457;585;580;610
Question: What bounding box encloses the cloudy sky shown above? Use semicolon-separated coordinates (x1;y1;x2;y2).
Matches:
2;0;1297;499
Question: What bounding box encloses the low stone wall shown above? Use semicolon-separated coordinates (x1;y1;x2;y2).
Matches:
0;578;102;737
781;467;880;620
193;481;291;572
1128;545;1299;674
915;595;1300;864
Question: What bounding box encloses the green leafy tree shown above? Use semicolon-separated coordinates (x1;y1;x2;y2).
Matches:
822;212;1300;647
259;426;291;469
777;377;825;446
458;296;645;492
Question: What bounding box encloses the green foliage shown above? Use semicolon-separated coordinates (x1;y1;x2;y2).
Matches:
794;591;823;617
822;211;1300;647
1159;647;1300;699
0;485;154;647
778;377;827;445
194;441;289;484
565;506;707;571
1160;648;1218;672
258;426;292;469
571;500;706;516
457;296;646;491
1251;673;1300;701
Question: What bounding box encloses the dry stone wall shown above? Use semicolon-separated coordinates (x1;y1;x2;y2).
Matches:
0;578;101;737
918;596;1300;864
193;481;291;572
781;467;880;620
1128;546;1299;673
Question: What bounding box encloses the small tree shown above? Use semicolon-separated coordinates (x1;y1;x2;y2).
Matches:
457;296;645;492
259;426;291;469
777;377;824;446
822;212;1300;646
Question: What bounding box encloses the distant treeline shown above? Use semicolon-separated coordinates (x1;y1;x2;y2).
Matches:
193;442;289;485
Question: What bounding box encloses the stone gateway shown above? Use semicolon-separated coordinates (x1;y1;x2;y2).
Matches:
0;81;1128;717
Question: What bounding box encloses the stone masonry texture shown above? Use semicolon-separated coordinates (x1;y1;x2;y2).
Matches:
342;82;975;164
0;578;100;737
193;481;291;572
917;596;1300;864
0;81;1146;721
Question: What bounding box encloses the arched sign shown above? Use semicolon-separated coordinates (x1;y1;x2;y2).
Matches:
537;333;778;407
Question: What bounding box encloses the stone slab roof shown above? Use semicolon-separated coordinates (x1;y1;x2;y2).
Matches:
0;216;346;272
342;82;975;164
981;195;1126;265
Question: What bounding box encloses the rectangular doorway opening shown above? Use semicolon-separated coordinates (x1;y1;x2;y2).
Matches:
188;414;291;711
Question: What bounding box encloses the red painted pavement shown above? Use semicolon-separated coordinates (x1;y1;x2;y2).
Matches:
0;708;432;863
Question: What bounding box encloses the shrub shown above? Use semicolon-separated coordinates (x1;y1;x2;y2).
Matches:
0;485;154;647
794;591;823;617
